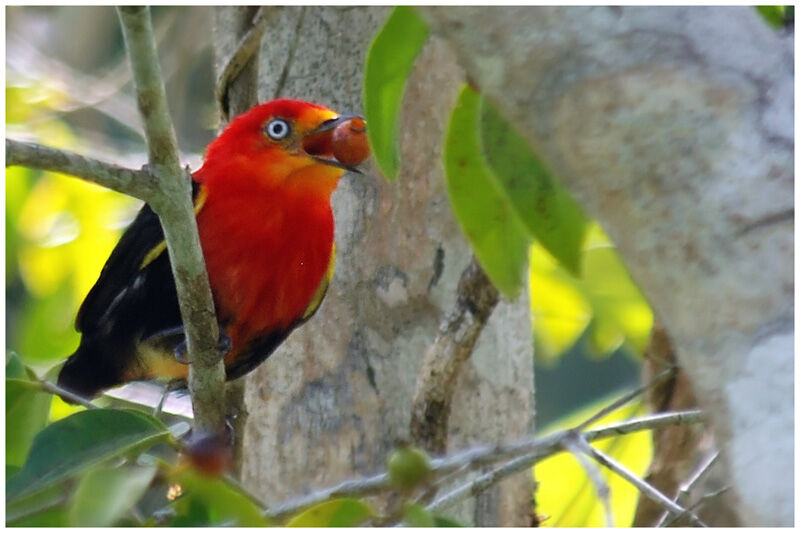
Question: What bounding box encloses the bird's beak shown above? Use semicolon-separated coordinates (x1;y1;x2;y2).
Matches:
302;114;368;174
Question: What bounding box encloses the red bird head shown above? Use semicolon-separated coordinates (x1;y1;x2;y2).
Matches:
196;99;369;198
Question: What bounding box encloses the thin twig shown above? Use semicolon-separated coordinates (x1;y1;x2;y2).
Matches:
564;434;614;527
117;6;226;433
422;410;704;516
265;472;393;522
117;7;182;177
574;366;676;432
659;486;729;527
572;438;707;527
265;409;704;521
584;410;704;439
412;461;470;508
427;450;541;514
5;139;154;200
215;6;272;120
37;379;99;410
655;451;720;527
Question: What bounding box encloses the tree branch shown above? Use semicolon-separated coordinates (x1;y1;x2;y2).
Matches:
655;451;720;527
660;486;730;528
422;411;704;517
5;139;154;200
409;257;499;453
574;365;676;432
571;436;707;527
37;379;99;410
564;436;614;527
117;6;226;433
214;6;272;121
265;409;704;522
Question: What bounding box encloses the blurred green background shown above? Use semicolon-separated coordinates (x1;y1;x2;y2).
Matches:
7;6;214;369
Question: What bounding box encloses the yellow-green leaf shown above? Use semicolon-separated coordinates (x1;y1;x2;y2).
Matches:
286;498;373;527
363;6;429;180
528;244;592;364
529;223;653;361
480;98;588;275
6;378;52;467
756;6;790;28
68;464;157;527
444;86;530;298
172;469;269;527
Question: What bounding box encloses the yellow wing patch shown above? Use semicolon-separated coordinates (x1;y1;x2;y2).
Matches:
139;185;209;270
302;243;336;320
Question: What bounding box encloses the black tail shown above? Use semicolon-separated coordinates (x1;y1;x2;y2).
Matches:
57;340;127;401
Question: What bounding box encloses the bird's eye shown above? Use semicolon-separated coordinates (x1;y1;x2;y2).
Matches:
265;118;291;140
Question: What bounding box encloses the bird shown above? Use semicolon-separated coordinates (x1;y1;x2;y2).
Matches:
57;99;369;399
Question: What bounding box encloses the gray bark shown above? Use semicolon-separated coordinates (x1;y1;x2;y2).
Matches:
215;7;535;526
420;6;793;526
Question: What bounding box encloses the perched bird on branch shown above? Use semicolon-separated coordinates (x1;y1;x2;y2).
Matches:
57;99;370;399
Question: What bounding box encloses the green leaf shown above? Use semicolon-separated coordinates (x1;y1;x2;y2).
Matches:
481;99;588;275
68;464;157;527
171;494;212;527
6;378;52;467
434;515;465;527
7;408;169;503
286;498;373;527
756;6;789;28
363;6;429;180
444;86;530;298
5;166;32;283
5;351;28;379
6;482;67;525
19;282;80;364
173;469;269;527
403;503;435;527
7;505;68;527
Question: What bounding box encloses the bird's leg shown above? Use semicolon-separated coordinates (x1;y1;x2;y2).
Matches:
153;378;186;418
173;331;232;364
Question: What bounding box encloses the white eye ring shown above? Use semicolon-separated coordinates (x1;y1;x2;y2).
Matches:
266;118;291;140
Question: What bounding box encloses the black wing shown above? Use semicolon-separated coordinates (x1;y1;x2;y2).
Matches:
59;183;203;398
75;202;166;332
75;182;203;333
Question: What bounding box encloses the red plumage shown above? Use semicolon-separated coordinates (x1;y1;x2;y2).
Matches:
57;100;369;398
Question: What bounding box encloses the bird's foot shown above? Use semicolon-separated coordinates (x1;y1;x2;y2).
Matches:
173;333;232;364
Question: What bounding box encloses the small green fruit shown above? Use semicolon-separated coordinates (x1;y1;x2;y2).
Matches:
387;444;432;491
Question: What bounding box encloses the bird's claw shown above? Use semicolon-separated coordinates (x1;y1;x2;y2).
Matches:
173;333;232;364
217;333;232;357
174;340;190;364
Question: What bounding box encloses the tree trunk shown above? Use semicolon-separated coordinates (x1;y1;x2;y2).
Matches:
214;7;535;526
420;6;793;526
